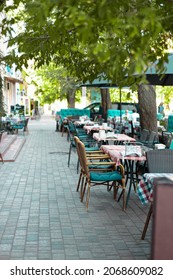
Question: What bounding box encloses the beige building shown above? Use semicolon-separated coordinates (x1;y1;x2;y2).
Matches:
0;19;30;116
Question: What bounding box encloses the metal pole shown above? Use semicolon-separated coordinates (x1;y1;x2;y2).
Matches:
120;88;122;123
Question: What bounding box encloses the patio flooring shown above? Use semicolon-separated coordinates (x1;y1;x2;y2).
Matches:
0;115;151;260
0;132;26;162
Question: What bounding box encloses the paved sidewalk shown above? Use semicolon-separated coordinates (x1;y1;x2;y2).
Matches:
0;115;151;260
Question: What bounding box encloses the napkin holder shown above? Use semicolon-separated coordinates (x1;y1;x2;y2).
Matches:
99;130;106;138
102;123;107;129
155;144;166;149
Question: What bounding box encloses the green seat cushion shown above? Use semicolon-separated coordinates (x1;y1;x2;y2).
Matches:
90;171;122;181
85;147;100;151
12;125;24;129
78;134;90;138
89;164;113;169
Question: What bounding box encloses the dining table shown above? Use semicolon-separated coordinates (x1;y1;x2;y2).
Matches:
74;120;94;126
137;173;173;239
137;172;173;205
83;124;113;134
93;132;136;145
101;145;147;207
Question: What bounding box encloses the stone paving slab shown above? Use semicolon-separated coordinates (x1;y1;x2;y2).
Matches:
0;134;17;160
2;137;26;162
0;115;151;260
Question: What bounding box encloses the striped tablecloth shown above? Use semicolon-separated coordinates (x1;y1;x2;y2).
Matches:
137;173;173;204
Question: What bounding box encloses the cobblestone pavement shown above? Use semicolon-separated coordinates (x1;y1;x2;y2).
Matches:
0;115;151;260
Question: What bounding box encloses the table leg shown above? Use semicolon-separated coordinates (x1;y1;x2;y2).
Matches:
126;160;137;208
141;204;153;240
125;160;134;207
118;160;138;208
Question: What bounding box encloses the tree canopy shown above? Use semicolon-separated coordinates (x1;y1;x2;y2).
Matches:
30;63;81;106
1;0;173;87
1;0;173;131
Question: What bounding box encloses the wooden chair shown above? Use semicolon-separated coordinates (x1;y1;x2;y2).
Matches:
74;136;112;196
76;138;126;210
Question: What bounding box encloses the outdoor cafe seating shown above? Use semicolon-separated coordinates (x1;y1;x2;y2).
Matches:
137;149;173;240
63;113;173;259
1;115;29;135
69;120;141;210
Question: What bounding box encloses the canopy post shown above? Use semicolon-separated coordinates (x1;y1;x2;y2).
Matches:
120;88;122;123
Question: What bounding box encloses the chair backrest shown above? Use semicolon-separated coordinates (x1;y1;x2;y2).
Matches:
115;123;123;133
68;121;76;134
167;114;173;132
139;129;149;142
146;149;173;173
74;136;88;172
169;139;173;149
76;138;90;177
24;118;29;129
148;131;157;143
66;126;75;145
74;136;83;153
161;131;173;148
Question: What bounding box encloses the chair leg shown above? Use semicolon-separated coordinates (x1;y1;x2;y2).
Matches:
79;176;85;200
122;189;126;211
76;171;82;192
116;179;126;211
113;183;119;201
81;178;87;202
86;185;91;209
0;153;4;163
141;204;153;240
77;158;79;173
67;131;70;142
68;144;72;167
117;190;123;202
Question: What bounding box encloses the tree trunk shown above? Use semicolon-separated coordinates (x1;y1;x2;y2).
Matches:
67;89;75;108
100;88;111;121
138;84;158;132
